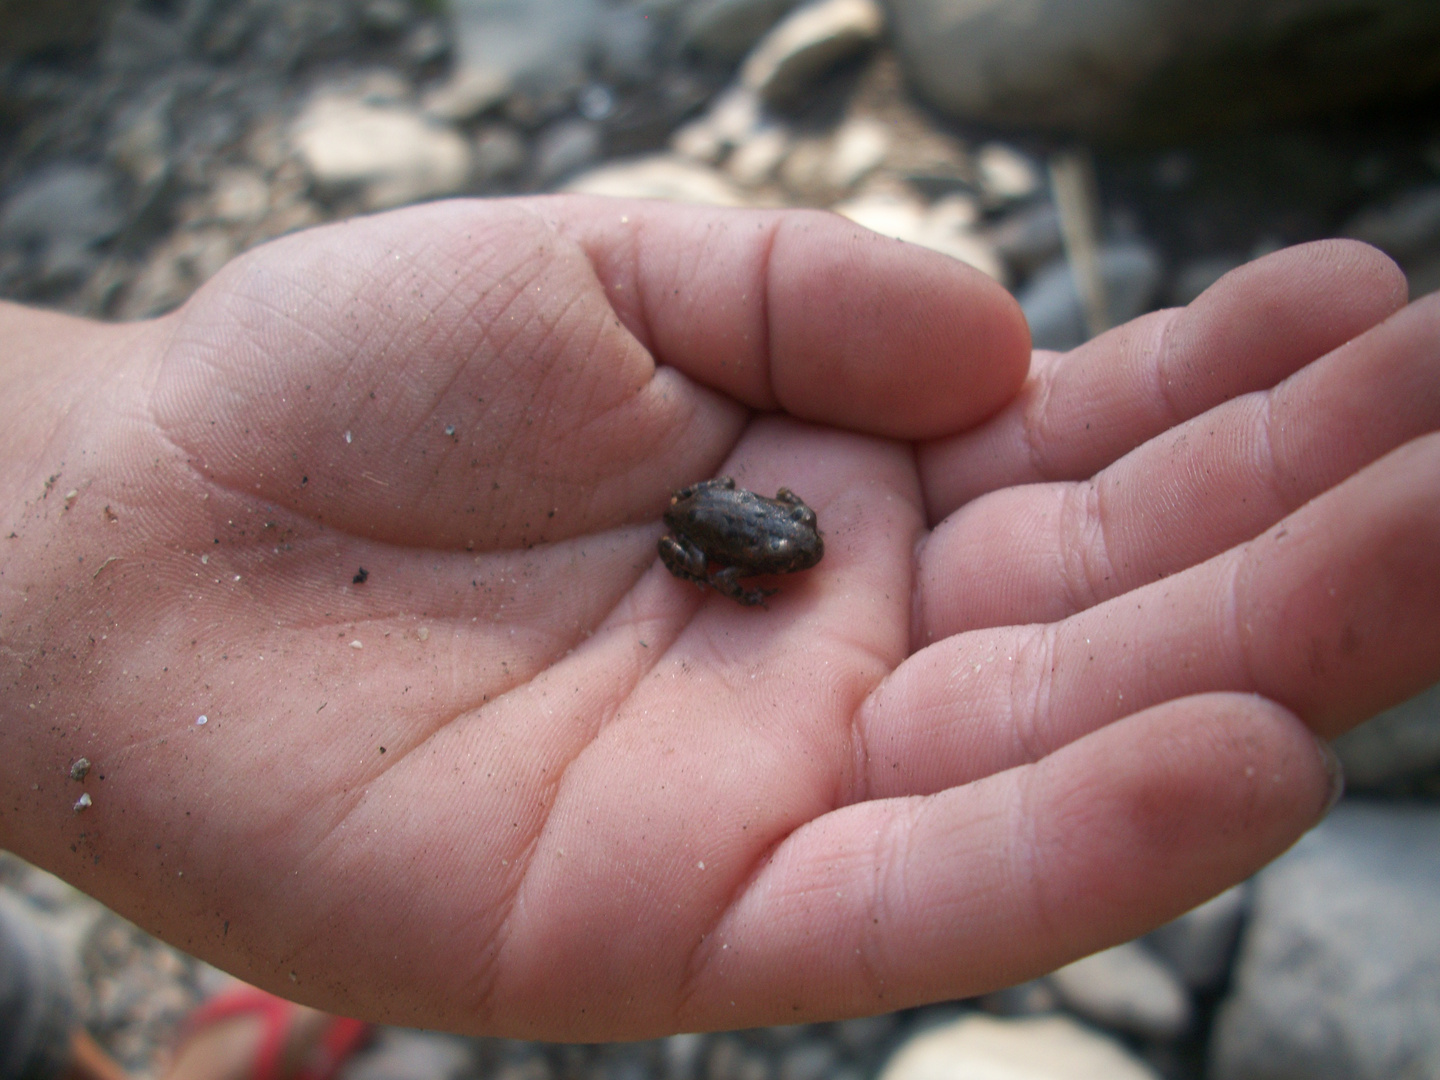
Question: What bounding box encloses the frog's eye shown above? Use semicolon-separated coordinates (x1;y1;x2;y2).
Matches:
790;505;815;524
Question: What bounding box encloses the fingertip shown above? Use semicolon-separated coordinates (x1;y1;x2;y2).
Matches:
1029;693;1336;938
768;213;1031;440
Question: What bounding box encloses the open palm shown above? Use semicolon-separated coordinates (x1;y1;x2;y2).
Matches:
1;198;1435;1039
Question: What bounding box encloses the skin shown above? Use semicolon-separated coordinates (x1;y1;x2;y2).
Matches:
0;197;1435;1040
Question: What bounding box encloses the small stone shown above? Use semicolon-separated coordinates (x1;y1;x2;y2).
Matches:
69;758;91;782
777;1040;837;1080
878;1013;1159;1080
473;125;528;182
359;0;412;36
1018;240;1163;351
448;0;599;108
1143;883;1249;992
343;1029;478;1080
975;142;1042;203
102;7;184;72
206;167;272;226
1347;184;1440;260
1167;253;1244;306
404;21;449;67
114;226;239;319
664;1033;706;1080
1048;939;1192;1040
831;1013;899;1055
578;84;615;121
493;1053;554;1080
1210;802;1440;1080
423;66;512;122
73;793;92;812
108;93;171;189
824;116;890;191
291;95;472;210
706;1037;744;1080
533;118;603;187
985;200;1063;276
681;0;801;61
565;155;748;207
672;86;766;165
727;123;791;186
740;0;885;104
1333;679;1440;791
595;8;658;84
777;136;831;198
0;163;124;253
977;978;1061;1016
671;119;727;165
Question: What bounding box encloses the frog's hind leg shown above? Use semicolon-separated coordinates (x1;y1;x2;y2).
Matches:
710;566;776;607
659;536;711;588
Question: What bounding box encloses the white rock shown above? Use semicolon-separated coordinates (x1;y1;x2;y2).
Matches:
1049;940;1192;1039
670;86;765;164
671;120;726;165
564;155;749;206
825;116;891;190
291;96;471;210
422;66;511;122
206;167;271;225
727;123;792;186
740;0;885;104
878;1013;1159;1080
778;135;832;196
834;188;1004;281
976;143;1042;203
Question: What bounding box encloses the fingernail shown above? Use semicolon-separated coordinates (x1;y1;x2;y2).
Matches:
1315;736;1345;818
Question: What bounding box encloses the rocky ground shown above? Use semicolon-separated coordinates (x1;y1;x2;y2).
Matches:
2;1;1440;1079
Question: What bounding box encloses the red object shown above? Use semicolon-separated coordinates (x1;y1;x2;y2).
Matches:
180;987;372;1080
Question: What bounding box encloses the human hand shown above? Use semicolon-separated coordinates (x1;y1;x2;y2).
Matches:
0;199;1432;1039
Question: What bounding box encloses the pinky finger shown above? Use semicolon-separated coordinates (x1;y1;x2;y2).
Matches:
684;692;1337;1027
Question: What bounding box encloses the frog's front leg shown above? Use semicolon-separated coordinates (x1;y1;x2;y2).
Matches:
659;534;711;588
709;566;775;607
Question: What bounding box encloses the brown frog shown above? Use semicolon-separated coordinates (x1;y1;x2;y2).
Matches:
658;477;824;606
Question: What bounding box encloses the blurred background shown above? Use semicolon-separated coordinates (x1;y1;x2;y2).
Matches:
2;1;1439;1078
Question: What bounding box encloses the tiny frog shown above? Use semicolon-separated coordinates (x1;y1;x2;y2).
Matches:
659;477;823;606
